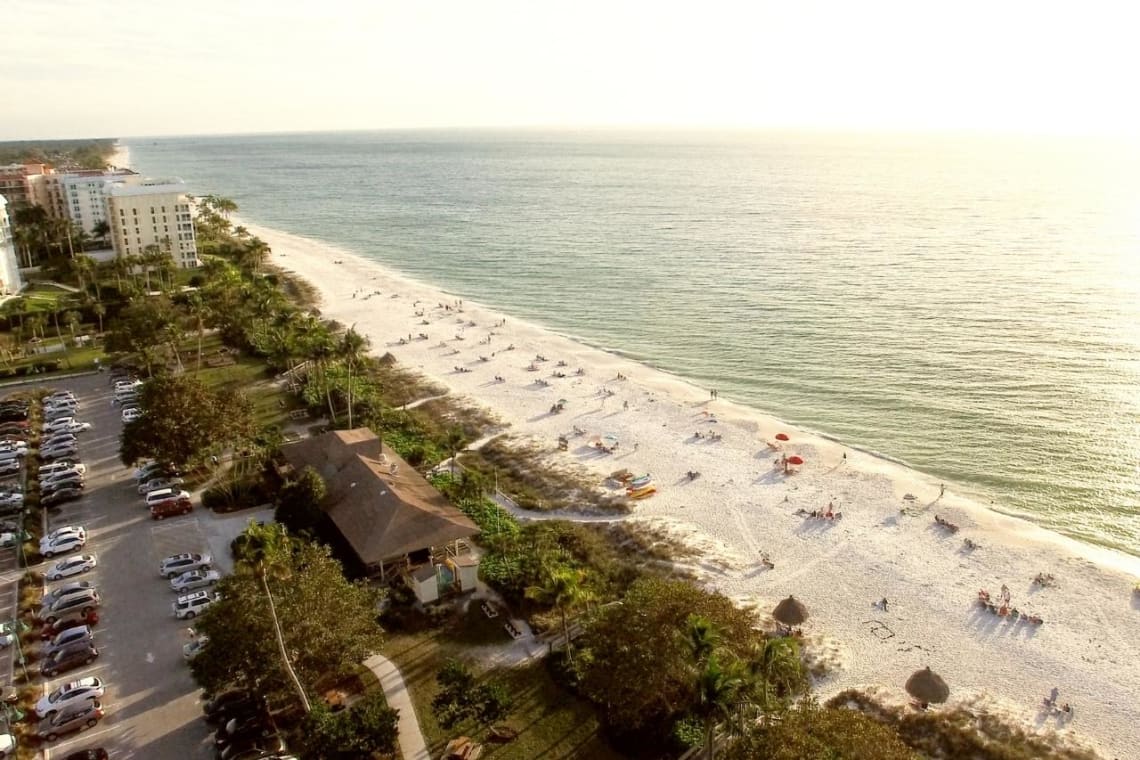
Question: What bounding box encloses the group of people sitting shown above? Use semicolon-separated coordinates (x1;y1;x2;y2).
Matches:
934;514;960;533
693;430;722;441
1042;687;1073;716
977;589;1044;624
453;365;472;373
1033;572;1057;587
685;470;702;481
796;503;842;520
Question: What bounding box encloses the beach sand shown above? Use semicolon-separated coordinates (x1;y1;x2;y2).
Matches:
240;218;1137;757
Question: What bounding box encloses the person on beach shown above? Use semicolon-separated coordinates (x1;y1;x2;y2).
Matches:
940;483;945;497
623;400;629;410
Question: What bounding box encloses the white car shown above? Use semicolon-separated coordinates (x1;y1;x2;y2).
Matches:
160;552;212;578
170;569;221;593
0;440;27;453
39;445;79;461
34;676;105;719
0;493;22;507
138;476;185;495
40;468;85;486
43;407;78;421
42;416;78;433
39;527;87;558
172;591;219;619
114;379;142;392
0;459;20;476
46;554;97;581
42;581;97;606
121;407;143;423
40;461;86;477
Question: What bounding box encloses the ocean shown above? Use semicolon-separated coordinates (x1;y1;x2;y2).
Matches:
123;130;1140;556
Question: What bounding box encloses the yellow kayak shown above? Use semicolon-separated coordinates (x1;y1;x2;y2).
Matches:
629;486;657;499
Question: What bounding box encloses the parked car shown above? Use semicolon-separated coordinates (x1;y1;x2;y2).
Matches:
46;554;98;581
0;440;27;454
42;487;84;510
0;459;20;477
41;433;79;449
173;590;219;619
138;476;186;495
42;417;79;433
160;552;211;578
40;446;80;462
170;569;220;593
215;711;275;749
40;469;85;488
121;407;143;423
60;749;109;760
0;532;20;548
35;676;105;719
41;460;86;477
36;700;104;741
151;497;194;520
40;643;99;678
40;610;99;640
43;581;97;606
60;750;110;760
40;590;100;624
40;527;87;558
218;733;285;760
42;475;85;493
203;689;265;725
0;421;29;434
0;492;22;508
183;634;209;660
44;626;95;659
145;488;190;507
0;449;26;464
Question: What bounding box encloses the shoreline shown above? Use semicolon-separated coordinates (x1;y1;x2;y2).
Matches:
239;216;1138;758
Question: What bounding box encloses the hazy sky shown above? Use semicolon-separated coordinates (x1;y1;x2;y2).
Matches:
4;0;1139;140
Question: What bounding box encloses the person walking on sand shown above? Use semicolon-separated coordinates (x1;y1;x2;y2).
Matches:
940;483;945;497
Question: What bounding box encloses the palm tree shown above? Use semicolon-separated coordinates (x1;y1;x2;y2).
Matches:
740;636;806;717
186;293;211;370
684;614;722;666
92;219;111;247
338;327;368;428
25;314;45;342
233;225;249;238
445;427;465;475
63;310;82;343
12;226;36;268
232;522;312;714
525;565;587;667
213;196;238;219
694;654;744;760
92;302;106;335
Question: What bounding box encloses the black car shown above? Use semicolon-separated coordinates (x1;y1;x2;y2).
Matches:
218;734;285;760
42;488;84;509
41;643;98;677
204;690;265;725
62;750;110;760
0;409;28;422
42;476;85;494
215;712;274;749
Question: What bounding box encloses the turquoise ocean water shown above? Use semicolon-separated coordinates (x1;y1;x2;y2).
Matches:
124;130;1140;556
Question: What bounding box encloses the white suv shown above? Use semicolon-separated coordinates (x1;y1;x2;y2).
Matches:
159;553;212;579
39;527;87;558
172;591;219;619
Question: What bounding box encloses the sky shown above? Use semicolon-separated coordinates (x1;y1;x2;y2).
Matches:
3;0;1140;140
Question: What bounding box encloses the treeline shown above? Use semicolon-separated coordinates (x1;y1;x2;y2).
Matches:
0;138;118;169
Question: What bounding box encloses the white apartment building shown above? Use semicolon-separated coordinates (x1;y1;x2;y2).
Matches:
28;169;140;235
106;179;199;268
0;195;26;295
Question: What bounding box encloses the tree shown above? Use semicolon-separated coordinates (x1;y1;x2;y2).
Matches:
579;578;764;734
298;693;399;759
92;219;110;245
723;699;915;760
694;654;744;760
338;327;368;428
104;296;178;376
119;375;254;468
741;637;807;715
525;564;586;667
185;293;211;370
275;466;327;534
684;614;721;666
191;524;384;711
446;427;465;475
91;302;106;334
430;659;512;730
63;310;82;343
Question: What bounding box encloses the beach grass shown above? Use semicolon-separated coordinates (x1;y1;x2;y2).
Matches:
382;606;620;759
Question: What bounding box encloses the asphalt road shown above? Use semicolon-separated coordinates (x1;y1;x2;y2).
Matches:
21;372;216;760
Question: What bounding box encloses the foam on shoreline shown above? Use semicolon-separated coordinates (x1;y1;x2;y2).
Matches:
240;216;1136;758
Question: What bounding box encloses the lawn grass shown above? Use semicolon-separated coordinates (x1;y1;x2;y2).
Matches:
382;606;620;760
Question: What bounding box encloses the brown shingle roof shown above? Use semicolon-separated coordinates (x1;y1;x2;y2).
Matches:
280;429;478;566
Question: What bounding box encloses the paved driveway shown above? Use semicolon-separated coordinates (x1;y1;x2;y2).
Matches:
6;372;269;759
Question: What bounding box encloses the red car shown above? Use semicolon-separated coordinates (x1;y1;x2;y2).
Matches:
40;610;99;640
150;497;194;520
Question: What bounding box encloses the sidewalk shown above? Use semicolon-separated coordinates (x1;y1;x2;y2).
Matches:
364;653;430;760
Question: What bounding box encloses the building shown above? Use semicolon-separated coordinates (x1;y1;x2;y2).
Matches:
0;195;26;295
0;163;51;209
58;170;140;235
105;178;199;268
279;428;480;600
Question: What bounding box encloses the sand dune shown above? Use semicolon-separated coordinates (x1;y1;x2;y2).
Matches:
246;218;1137;758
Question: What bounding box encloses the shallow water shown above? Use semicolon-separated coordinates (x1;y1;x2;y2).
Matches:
124;130;1140;555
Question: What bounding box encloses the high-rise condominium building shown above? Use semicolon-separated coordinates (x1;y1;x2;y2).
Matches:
0;195;27;295
106;179;199;268
0;163;51;209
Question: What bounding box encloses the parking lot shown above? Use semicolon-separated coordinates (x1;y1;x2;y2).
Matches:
4;372;268;759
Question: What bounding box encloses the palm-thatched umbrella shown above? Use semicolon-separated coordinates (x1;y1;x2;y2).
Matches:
905;666;950;704
772;595;809;626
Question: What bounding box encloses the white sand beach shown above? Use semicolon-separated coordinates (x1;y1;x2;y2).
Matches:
243;218;1138;758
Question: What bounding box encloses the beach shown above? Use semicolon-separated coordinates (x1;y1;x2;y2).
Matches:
229;218;1140;758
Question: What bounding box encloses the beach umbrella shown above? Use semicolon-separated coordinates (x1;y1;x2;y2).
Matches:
905;666;950;704
775;433;790;441
772;595;809;626
786;455;804;466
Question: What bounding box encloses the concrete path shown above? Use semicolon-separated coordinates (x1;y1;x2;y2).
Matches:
365;653;431;760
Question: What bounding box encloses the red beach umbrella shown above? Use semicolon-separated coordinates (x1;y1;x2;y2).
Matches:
786;455;804;465
775;433;790;441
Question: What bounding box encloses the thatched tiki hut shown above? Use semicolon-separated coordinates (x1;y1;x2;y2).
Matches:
772;595;809;626
905;666;950;705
